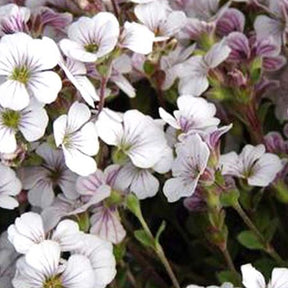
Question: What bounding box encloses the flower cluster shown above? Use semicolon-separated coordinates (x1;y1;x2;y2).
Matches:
0;0;287;287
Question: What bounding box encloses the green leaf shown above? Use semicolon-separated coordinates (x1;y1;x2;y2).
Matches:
217;270;241;286
143;60;155;75
237;230;264;250
113;241;126;262
134;229;155;249
126;194;141;217
155;221;166;244
220;189;240;207
250;57;262;83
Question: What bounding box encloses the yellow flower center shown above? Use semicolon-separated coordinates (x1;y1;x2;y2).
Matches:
84;43;98;53
43;276;63;288
1;109;20;129
10;66;30;84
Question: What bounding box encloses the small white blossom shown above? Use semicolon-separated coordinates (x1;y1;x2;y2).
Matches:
8;212;83;254
177;40;231;96
120;21;155;54
0;232;18;288
159;95;220;137
134;0;186;41
53;101;99;176
59;12;119;63
220;144;283;187
160;44;196;90
13;240;95;288
0;163;21;210
8;212;45;254
241;263;288;288
90;206;126;244
0;100;48;154
0;32;62;110
18;143;78;209
60;58;99;107
0;3;30;35
96;108;169;169
114;161;160;199
73;234;117;288
163;134;210;202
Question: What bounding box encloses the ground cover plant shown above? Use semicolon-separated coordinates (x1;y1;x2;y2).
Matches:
1;0;288;287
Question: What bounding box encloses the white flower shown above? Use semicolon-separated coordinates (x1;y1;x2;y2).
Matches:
0;232;18;288
163;134;210;202
241;263;288;288
13;240;95;288
0;3;30;35
59;12;119;63
135;0;186;41
73;234;116;288
53;101;99;176
8;212;84;254
87;54;136;98
0;163;21;210
41;189;111;233
90;206;126;244
96;108;168;169
160;44;196;90
60;58;99;107
76;168;113;206
220;144;283;187
177;40;231;96
8;212;45;254
159;95;220;137
114;161;160;199
51;219;84;252
0;100;48;154
0;32;62;110
18;143;78;209
120;21;155;54
254;1;288;46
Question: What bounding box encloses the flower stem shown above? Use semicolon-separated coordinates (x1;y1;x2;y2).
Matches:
137;213;181;288
127;195;181;288
233;201;285;266
222;246;237;275
97;76;107;115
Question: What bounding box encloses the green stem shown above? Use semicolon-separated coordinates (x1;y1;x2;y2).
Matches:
137;213;181;288
233;201;285;266
222;247;237;275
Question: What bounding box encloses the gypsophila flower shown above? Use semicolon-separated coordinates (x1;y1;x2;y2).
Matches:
0;32;62;110
163;133;210;202
59;12;119;63
18;143;78;209
0;163;21;209
241;263;288;288
90;205;126;244
220;144;283;186
13;240;95;288
0;232;17;288
176;39;231;96
53;101;99;176
159;95;220;137
134;0;186;41
8;212;83;254
59;57;99;107
73;234;116;288
0;100;48;154
96;108;169;169
0;3;29;35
